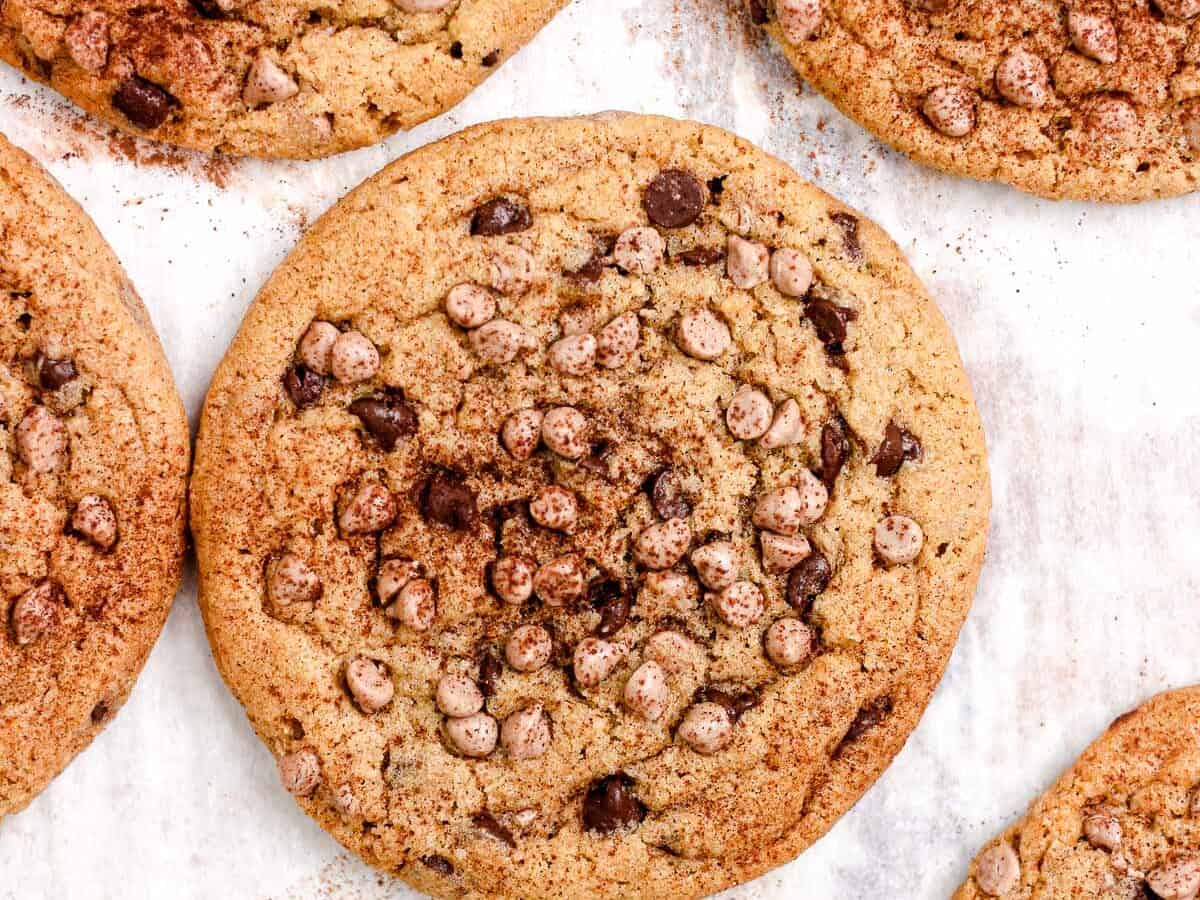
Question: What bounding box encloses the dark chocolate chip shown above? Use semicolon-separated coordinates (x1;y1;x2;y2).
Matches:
786;550;832;618
675;246;726;267
836;696;893;756
112;77;175;130
38;357;77;390
644;169;706;229
818;417;851;491
695;686;759;721
348;396;417;451
647;468;690;520
805;299;858;352
706;175;728;198
870;421;922;478
420;855;454;876
284;366;323;408
190;0;223;17
422;472;477;530
747;0;769;24
829;211;863;261
582;773;646;835
478;649;502;698
470;197;531;236
90;701;109;724
473;811;515;847
449;41;463;59
566;255;605;282
591;582;631;638
480;49;500;67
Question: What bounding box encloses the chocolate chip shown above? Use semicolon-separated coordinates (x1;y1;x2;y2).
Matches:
449;41;463;59
422;472;477;530
284;365;323;408
675;246;725;267
647;468;690;520
469;197;532;236
590;581;631;638
480;49;500;67
38;357;77;390
706;175;728;198
870;421;922;477
473;811;515;847
190;0;223;17
90;701;109;724
478;648;502;698
420;855;454;876
112;77;175;129
348;396;417;451
786;550;832;618
644;170;706;229
805;299;858;353
695;686;758;721
566;255;605;283
836;696;893;756
582;773;646;835
578;441;612;478
747;0;769;24
829;211;862;261
818;417;851;490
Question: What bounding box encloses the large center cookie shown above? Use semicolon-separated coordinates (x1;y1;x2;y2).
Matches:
192;114;989;898
0;0;566;158
955;687;1200;900
747;0;1200;201
0;133;189;819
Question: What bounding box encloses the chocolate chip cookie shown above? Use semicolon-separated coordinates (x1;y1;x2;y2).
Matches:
0;0;567;159
0;132;189;820
748;1;1200;201
191;113;989;898
955;687;1200;899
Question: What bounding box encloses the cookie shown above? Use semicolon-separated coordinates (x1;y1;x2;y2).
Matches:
0;133;189;820
191;113;989;898
0;0;567;159
955;687;1200;899
747;1;1200;201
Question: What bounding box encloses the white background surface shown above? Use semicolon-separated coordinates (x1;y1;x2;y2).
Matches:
1;1;1198;897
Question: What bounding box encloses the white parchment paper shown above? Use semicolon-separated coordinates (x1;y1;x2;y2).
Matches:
2;1;1199;897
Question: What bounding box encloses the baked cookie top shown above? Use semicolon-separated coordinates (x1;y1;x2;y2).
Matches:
749;0;1200;201
955;687;1200;899
0;0;567;159
191;114;989;899
0;133;189;819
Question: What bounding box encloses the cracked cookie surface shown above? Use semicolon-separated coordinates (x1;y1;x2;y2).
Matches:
748;0;1200;201
0;132;189;820
191;113;989;899
0;0;567;158
955;687;1200;899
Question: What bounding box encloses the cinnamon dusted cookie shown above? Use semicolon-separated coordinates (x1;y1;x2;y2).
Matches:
0;0;566;159
748;1;1200;201
955;688;1200;900
191;113;989;898
0;133;189;819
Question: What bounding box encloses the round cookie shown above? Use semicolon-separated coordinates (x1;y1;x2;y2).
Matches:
747;0;1200;201
955;687;1200;899
191;113;990;898
0;0;567;159
0;133;189;819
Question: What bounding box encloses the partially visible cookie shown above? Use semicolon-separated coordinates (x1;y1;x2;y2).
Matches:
0;0;567;159
955;687;1200;899
191;113;989;898
0;133;189;819
748;1;1200;201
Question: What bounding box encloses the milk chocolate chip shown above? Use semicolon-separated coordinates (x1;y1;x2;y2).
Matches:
644;170;706;229
828;211;862;261
839;696;893;749
647;467;690;519
819;417;850;490
470;198;532;236
423;473;476;529
582;773;646;834
871;421;922;477
112;77;175;129
805;298;858;352
348;396;417;451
